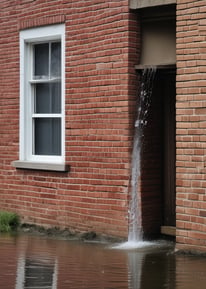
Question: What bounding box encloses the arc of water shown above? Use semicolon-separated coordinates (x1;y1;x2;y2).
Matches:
128;67;156;243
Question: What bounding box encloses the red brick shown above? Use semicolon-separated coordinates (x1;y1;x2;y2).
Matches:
0;0;133;239
176;0;206;252
0;0;206;253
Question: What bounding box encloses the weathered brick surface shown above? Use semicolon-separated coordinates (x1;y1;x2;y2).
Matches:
0;0;140;238
176;0;206;252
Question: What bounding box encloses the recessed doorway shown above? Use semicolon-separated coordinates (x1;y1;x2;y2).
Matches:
155;69;176;227
136;3;176;237
140;67;176;237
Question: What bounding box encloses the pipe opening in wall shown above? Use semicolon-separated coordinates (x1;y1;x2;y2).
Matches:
139;5;176;67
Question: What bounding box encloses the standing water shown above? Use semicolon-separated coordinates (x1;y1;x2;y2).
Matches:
127;68;156;246
1;233;206;289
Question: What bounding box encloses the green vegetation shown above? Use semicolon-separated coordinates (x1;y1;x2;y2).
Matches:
0;211;20;232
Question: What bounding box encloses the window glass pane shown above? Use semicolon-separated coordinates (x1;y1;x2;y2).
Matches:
51;42;61;78
34;43;49;79
34;118;61;155
35;83;61;113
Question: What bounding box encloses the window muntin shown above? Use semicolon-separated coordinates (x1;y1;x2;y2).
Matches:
19;24;65;165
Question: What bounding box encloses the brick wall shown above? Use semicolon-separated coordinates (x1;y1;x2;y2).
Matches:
0;0;140;238
176;0;206;252
5;0;206;248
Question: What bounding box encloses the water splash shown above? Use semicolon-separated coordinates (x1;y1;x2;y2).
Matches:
111;240;153;250
128;67;156;244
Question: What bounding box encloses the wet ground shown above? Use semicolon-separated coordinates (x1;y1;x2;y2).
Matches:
0;233;206;289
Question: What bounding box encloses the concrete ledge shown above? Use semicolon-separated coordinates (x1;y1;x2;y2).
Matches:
161;226;176;236
12;160;69;172
135;63;176;70
130;0;176;9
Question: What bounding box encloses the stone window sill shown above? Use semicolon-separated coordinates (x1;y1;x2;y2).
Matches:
12;160;69;172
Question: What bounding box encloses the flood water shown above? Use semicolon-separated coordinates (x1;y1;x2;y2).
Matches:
0;233;206;289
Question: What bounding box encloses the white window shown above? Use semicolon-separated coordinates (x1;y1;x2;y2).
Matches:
13;24;67;171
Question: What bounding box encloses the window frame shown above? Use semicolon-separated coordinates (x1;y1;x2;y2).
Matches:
14;24;66;171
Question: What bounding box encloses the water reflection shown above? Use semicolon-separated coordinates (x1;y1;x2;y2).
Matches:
139;248;175;289
0;234;206;289
128;251;145;289
16;257;57;289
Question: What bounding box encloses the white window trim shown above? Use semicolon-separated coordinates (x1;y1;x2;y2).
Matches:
13;24;67;171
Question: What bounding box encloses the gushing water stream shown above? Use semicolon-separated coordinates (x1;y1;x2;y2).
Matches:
127;67;156;245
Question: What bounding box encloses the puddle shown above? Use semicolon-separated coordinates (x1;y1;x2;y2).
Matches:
0;233;206;288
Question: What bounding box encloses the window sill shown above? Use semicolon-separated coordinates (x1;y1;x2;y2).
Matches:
12;160;69;172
